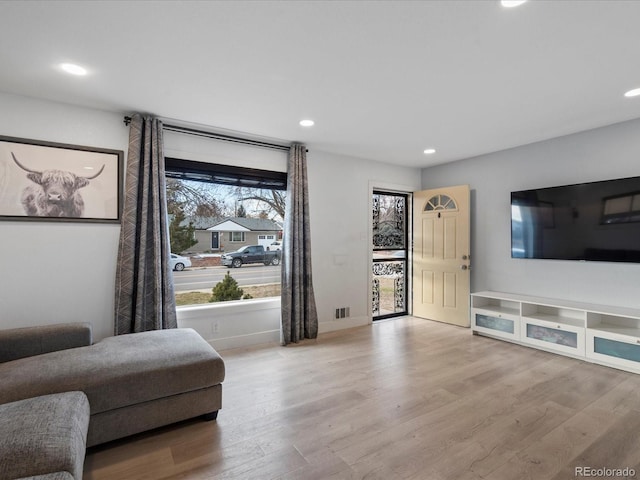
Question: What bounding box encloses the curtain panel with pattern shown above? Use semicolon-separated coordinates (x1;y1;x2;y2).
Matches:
281;144;318;345
114;114;177;334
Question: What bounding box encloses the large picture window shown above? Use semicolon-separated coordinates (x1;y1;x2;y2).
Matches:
165;158;287;307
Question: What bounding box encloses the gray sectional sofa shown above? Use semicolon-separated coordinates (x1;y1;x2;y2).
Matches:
0;323;225;479
0;392;89;480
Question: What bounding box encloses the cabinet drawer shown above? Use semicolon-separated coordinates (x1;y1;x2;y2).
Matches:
472;309;519;341
521;317;585;356
586;330;640;372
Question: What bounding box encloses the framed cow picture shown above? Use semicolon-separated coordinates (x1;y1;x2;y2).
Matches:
0;136;123;223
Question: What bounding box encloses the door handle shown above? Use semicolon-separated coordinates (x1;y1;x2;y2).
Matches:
460;265;468;270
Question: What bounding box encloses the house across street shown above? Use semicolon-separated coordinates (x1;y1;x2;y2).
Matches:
182;216;283;254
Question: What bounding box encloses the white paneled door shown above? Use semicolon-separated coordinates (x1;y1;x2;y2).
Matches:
412;185;470;327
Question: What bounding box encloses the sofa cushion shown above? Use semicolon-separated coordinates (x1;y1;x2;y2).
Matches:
0;323;92;363
0;328;225;414
0;392;89;480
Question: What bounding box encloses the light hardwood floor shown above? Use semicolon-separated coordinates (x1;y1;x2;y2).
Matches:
84;317;640;479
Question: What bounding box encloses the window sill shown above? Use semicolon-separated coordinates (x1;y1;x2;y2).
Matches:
177;296;280;315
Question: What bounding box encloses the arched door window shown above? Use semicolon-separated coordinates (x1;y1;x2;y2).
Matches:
424;194;458;212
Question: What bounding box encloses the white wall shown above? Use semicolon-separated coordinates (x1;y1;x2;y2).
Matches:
421;118;640;309
6;90;636;345
172;144;422;346
178;298;282;351
0;92;129;340
163;129;288;173
307;150;422;331
0;91;422;346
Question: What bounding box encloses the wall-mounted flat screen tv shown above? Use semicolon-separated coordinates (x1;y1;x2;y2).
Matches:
511;176;640;263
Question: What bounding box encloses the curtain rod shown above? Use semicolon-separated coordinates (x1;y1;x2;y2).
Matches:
123;116;291;152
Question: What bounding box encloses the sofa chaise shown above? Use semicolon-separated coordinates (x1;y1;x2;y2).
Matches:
0;322;225;478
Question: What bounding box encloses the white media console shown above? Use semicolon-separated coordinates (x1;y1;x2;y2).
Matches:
471;291;640;374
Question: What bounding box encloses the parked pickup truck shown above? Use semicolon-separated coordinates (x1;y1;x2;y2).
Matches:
221;245;281;268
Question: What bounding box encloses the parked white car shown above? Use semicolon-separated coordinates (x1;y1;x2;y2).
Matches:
267;241;282;251
170;253;192;271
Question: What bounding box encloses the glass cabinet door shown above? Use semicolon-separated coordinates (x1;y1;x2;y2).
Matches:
586;330;640;373
472;311;519;340
521;320;585;356
594;336;640;363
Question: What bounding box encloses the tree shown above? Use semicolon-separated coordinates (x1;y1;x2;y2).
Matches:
194;203;221;217
236;204;247;217
166;178;228;218
210;272;244;302
169;208;197;253
166;179;285;223
236;188;286;220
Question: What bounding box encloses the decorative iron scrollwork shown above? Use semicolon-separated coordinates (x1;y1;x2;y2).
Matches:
394;196;405;230
372;261;404;276
372;192;407;318
372;278;380;315
372;194;380;231
372;193;406;249
395;276;405;310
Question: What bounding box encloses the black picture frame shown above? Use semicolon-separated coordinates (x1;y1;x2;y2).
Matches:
0;135;123;223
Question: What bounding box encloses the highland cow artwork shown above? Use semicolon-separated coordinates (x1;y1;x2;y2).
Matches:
0;136;123;222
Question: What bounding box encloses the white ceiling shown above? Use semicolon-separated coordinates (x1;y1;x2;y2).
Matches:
1;0;640;168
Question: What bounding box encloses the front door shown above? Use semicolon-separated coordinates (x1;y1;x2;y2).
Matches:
412;185;470;327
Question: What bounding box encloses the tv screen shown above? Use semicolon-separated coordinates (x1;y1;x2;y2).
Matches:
511;176;640;263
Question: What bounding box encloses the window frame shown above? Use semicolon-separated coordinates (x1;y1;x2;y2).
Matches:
165;157;287;308
229;232;246;242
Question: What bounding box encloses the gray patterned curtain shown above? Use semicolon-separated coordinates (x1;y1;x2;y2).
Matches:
114;114;177;335
281;143;318;345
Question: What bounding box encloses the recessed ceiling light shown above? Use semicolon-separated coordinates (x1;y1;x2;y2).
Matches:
501;0;527;7
299;119;314;127
624;87;640;98
59;63;88;76
423;148;436;155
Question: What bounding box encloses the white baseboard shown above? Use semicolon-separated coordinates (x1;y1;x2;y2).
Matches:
206;315;371;352
319;315;371;334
